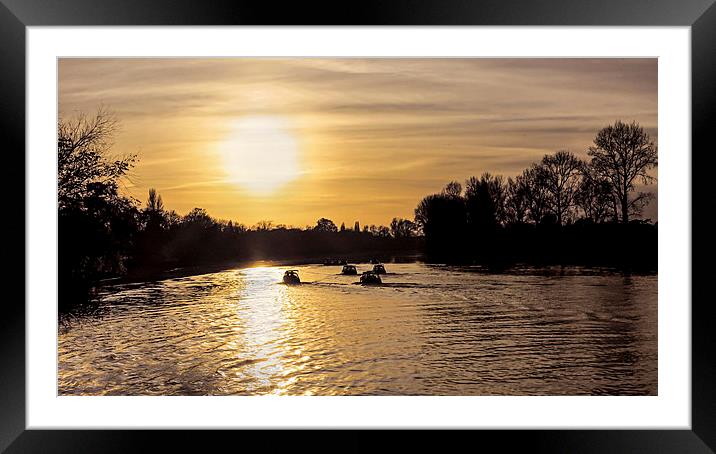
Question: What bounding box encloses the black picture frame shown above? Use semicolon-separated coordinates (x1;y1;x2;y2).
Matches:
4;0;713;451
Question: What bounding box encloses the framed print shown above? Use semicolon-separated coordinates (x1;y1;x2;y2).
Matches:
5;0;714;452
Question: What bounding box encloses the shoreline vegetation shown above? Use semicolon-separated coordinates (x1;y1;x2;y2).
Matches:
102;248;427;287
59;109;657;312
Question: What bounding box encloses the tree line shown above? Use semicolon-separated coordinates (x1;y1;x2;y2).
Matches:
413;120;657;265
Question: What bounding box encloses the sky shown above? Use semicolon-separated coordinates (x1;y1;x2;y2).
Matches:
58;58;658;227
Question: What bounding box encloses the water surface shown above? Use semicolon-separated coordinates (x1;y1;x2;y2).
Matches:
58;263;657;395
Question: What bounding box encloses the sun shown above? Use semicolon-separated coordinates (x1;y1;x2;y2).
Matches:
220;116;300;195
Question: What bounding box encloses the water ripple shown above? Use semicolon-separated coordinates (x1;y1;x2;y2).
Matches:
59;263;657;396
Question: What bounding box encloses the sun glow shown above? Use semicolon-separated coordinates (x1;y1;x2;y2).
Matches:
220;116;300;195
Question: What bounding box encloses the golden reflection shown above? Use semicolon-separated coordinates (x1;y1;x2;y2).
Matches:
236;266;289;392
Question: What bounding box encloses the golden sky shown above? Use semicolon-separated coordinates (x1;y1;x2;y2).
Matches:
58;58;658;227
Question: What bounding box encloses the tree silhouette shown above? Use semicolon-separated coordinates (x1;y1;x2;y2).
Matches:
588;120;658;224
376;225;391;237
255;220;274;231
415;191;467;259
58;107;136;211
521;164;550;225
390;217;417;238
146;188;164;212
354;221;360;232
442;180;463;198
142;188;168;231
540;150;583;225
314;218;338;232
465;173;506;231
576;165;615;223
184;208;215;229
505;175;530;224
57;108;139;308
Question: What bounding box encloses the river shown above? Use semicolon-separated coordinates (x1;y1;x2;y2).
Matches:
58;262;657;395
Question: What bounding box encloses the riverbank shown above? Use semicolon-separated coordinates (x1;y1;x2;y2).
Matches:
99;250;426;287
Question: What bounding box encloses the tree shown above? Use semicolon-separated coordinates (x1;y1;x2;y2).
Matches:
184;208;216;229
588;120;658;223
521;164;550;225
314;218;338;233
414;192;468;258
540;150;583;225
255;220;274;231
576;164;615;223
146;188;164;212
142;188;167;231
465;173;506;230
505;175;530;225
354;221;360;232
390;217;417;238
165;210;182;228
376;225;391;237
57;108;139;307
340;222;346;232
58;107;136;211
442;181;463;198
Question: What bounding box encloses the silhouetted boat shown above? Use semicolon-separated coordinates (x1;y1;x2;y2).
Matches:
360;271;382;285
372;264;386;274
283;270;301;285
341;264;358;275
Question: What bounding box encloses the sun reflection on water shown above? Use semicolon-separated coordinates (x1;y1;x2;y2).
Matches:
235;267;287;392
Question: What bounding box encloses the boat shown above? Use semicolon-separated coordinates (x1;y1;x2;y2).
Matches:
341;264;358;275
372;264;386;274
282;270;301;285
360;271;382;285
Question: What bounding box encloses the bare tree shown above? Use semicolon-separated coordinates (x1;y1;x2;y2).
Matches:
576;164;615;223
505;175;530;224
254;220;274;231
588;120;658;223
58;107;136;210
541;150;583;225
521;164;550;225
